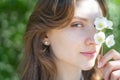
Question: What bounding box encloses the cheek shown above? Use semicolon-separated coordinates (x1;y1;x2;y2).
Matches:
62;29;86;44
49;30;86;57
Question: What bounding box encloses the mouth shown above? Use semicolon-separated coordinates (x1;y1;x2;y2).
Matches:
80;51;96;59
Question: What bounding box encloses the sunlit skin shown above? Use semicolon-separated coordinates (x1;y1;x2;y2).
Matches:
44;0;120;80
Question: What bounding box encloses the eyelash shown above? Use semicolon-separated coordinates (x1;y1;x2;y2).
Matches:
71;22;84;28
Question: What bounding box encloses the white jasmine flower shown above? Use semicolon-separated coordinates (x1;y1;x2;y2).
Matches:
94;32;105;44
105;34;115;48
107;20;113;30
94;17;115;48
94;17;108;30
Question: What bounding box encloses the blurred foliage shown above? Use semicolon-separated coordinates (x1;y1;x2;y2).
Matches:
0;0;120;80
113;0;120;4
104;0;120;53
0;0;37;80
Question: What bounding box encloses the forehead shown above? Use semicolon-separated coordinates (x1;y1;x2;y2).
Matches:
75;0;103;20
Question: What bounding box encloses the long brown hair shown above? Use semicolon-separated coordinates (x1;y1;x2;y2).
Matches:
19;0;107;80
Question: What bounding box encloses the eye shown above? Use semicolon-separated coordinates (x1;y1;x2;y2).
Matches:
71;22;84;28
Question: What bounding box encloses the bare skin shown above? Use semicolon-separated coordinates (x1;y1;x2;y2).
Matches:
98;49;120;80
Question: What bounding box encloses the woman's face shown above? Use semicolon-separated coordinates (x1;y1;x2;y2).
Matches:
47;0;103;70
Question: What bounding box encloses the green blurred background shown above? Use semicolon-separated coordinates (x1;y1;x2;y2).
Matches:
0;0;120;80
0;0;37;80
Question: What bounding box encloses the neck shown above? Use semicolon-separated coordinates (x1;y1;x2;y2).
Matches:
55;59;82;80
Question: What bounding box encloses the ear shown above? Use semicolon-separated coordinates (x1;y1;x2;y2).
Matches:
42;34;50;46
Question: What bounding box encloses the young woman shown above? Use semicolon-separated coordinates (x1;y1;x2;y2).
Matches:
19;0;120;80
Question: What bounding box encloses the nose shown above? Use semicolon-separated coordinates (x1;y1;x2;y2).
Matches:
84;23;97;46
85;38;96;46
85;29;97;46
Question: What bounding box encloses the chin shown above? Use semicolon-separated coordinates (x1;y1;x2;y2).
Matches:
81;62;95;71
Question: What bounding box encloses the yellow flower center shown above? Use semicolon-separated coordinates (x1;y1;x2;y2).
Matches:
98;37;103;42
99;23;103;28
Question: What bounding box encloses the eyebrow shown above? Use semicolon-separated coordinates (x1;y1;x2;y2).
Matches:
73;16;88;22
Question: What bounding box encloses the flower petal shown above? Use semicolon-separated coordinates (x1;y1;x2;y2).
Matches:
105;34;115;48
107;20;113;30
94;32;105;44
94;17;108;30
